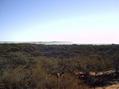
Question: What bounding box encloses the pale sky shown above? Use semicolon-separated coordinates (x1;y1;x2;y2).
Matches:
0;0;119;44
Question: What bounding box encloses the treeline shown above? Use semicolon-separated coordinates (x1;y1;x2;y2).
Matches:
0;44;119;89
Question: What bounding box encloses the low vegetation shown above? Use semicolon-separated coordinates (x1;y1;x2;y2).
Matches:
0;43;119;89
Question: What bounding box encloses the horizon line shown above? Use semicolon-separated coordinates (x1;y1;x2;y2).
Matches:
0;41;118;45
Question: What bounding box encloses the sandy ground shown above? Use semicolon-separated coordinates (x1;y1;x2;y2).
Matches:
96;84;119;89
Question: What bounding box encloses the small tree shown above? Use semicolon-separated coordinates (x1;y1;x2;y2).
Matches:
113;58;119;73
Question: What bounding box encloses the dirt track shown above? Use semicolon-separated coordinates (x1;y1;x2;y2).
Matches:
96;84;119;89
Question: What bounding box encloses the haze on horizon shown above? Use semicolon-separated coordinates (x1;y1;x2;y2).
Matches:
0;0;119;44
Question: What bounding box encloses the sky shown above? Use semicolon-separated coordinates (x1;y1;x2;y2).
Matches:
0;0;119;44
